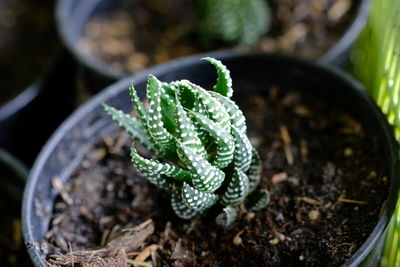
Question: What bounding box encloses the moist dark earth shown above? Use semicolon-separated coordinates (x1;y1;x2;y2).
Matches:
43;88;389;267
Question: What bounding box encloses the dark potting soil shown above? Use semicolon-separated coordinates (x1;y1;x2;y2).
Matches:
42;86;389;267
0;0;60;106
79;0;357;75
0;161;32;266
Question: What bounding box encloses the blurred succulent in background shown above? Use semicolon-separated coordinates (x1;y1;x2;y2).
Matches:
104;58;269;226
195;0;271;46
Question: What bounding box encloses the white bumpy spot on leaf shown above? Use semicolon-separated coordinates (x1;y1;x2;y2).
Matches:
182;183;218;211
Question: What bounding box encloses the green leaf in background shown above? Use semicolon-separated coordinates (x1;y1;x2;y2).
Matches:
351;0;400;265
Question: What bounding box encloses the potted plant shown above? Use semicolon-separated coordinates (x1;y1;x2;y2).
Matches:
0;148;31;266
55;0;369;85
23;52;399;266
0;0;76;165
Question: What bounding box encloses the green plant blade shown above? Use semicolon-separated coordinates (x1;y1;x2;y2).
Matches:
182;183;219;211
130;144;191;182
221;168;249;206
215;206;238;227
203;57;233;98
232;126;253;172
211;92;247;133
175;102;207;159
102;104;155;152
146;75;176;153
247;189;270;212
189;111;235;169
172;189;204;219
177;141;225;193
247;148;262;194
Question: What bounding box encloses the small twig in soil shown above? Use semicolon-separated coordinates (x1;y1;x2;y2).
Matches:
52;176;73;205
295;197;322;206
134;244;159;262
337;198;368;205
279;124;294;165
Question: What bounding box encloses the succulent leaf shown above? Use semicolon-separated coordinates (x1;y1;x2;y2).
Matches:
215;206;238;227
175;102;207;159
182;183;219;211
172;189;204;219
176;80;231;131
247;189;270;212
221;168;249;206
247;148;262;194
131;145;191;182
232;126;253;172
146;75;176;152
211;92;246;133
189;111;234;169
178;142;225;193
203;57;233;98
102;104;156;152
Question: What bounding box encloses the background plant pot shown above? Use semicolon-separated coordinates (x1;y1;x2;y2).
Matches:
55;0;369;87
23;52;399;266
0;54;77;166
0;0;77;165
0;148;31;266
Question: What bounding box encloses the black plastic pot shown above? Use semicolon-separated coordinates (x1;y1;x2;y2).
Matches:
55;0;369;84
0;148;31;266
23;52;399;266
0;54;77;166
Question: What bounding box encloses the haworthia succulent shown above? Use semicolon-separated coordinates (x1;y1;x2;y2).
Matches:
196;0;271;45
182;183;219;211
247;148;262;194
203;57;233;98
215;206;238;227
105;58;269;227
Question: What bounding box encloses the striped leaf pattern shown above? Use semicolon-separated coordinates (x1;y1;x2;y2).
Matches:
196;0;271;45
182;183;219;211
215;206;238;227
221;169;249;206
104;58;268;227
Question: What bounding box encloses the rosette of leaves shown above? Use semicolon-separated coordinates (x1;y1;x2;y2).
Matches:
103;58;269;226
195;0;271;45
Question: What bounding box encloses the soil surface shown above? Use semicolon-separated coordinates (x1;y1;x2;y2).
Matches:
0;0;60;106
43;86;389;267
79;0;357;75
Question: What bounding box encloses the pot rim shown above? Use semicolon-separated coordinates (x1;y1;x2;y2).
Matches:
55;0;370;80
23;51;399;267
0;148;29;181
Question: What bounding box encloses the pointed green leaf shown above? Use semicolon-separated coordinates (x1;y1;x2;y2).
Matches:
131;144;191;182
247;189;270;212
221;169;249;206
211;92;246;133
175;102;207;159
182;183;218;211
103;104;156;152
146;75;176;152
177;142;225;193
172;189;204;219
175;80;231;131
137;169;173;190
215;206;238;227
247;148;262;194
189;111;234;169
232;126;252;172
203;57;233;98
